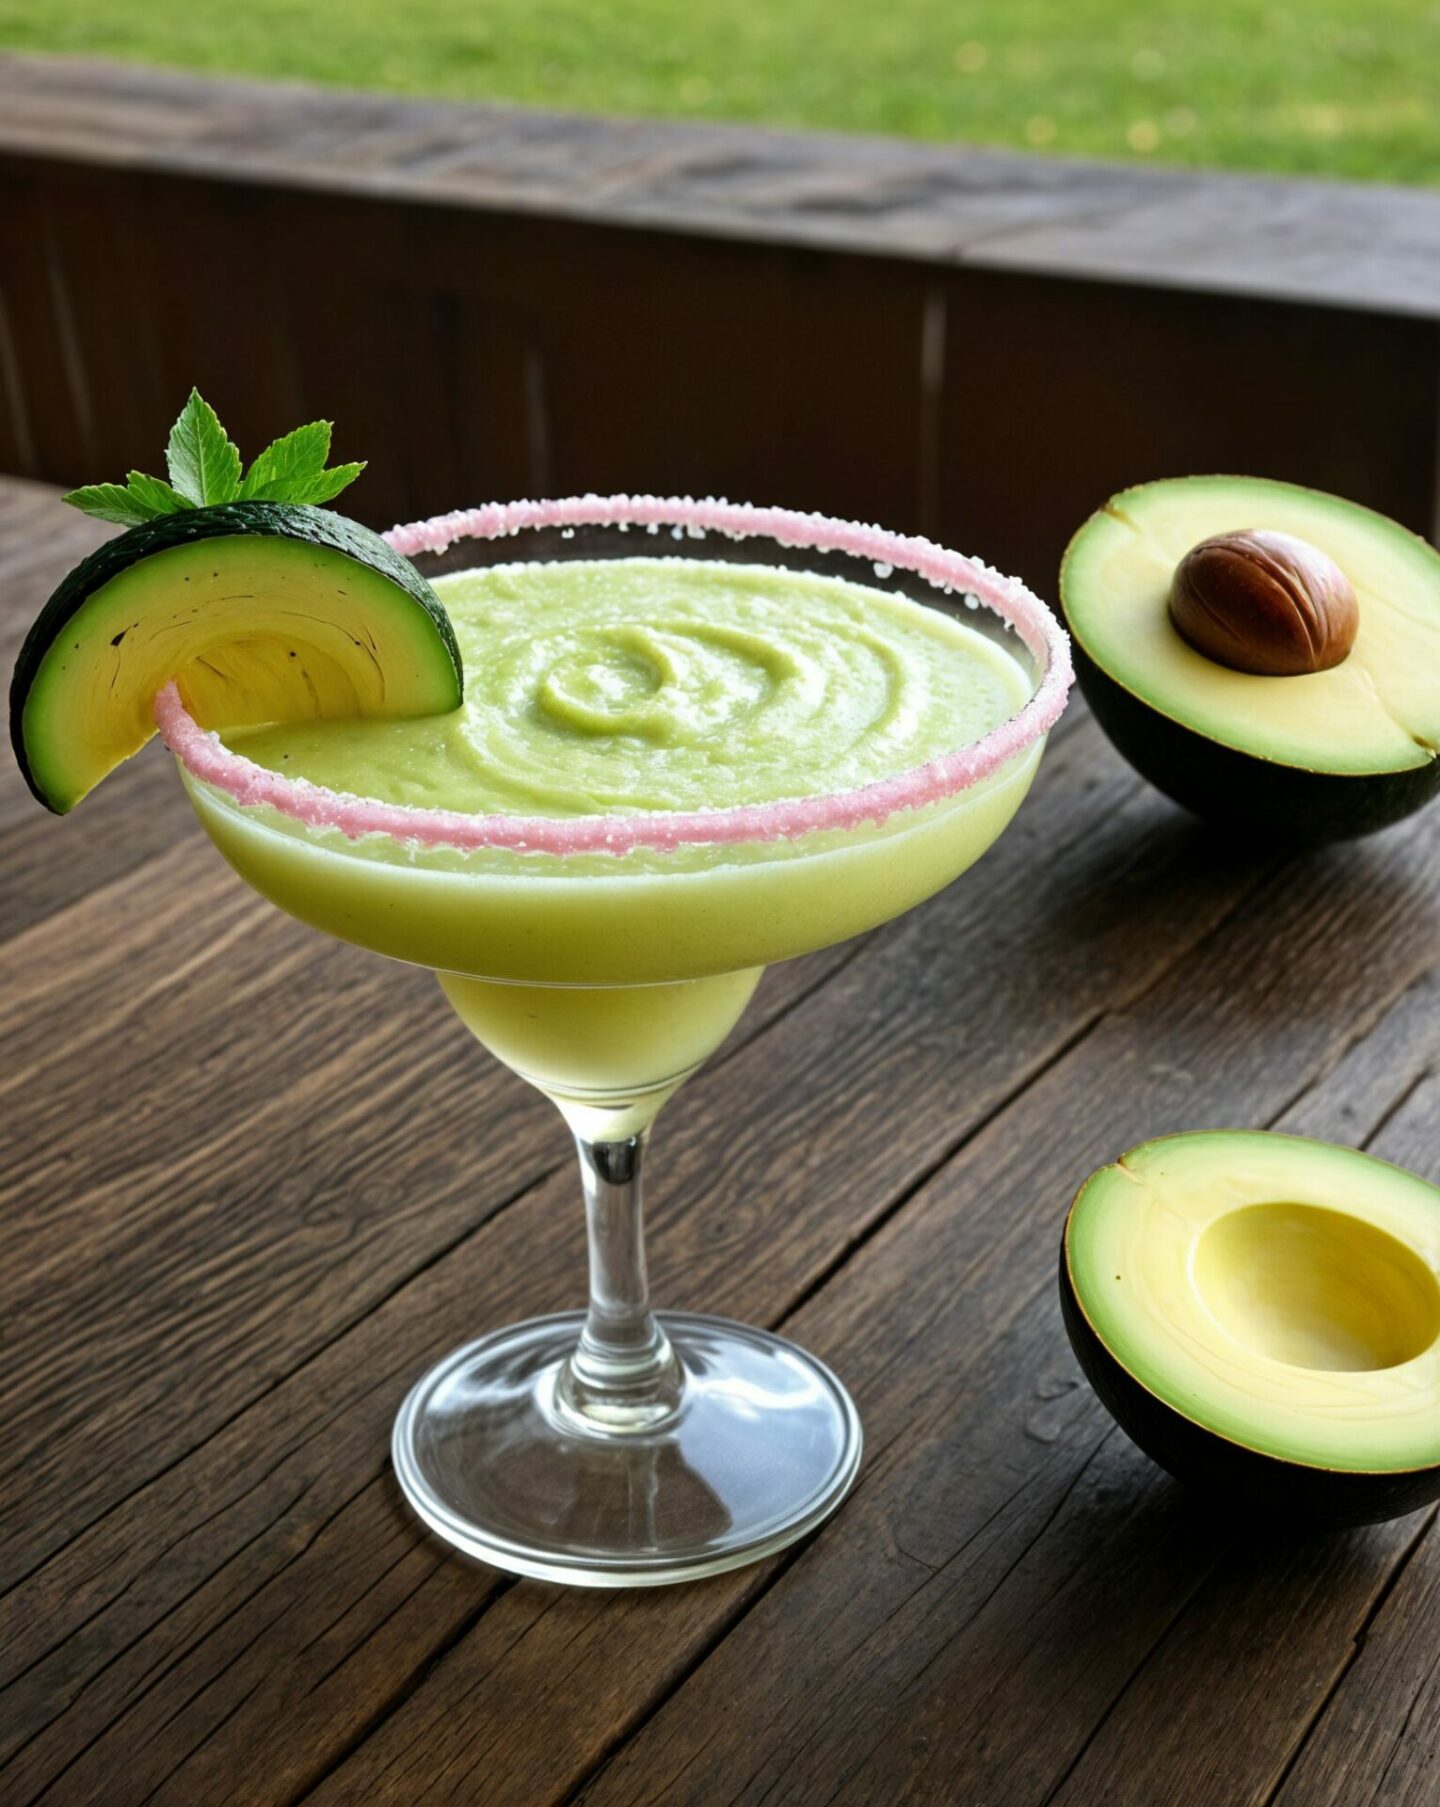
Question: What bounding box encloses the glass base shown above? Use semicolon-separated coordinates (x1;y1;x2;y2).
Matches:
392;1311;863;1587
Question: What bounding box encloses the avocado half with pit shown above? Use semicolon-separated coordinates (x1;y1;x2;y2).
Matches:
1061;477;1440;843
1061;1131;1440;1527
10;501;462;813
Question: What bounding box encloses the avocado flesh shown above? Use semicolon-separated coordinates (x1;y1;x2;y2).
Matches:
1063;477;1440;778
1066;1131;1440;1475
12;503;462;813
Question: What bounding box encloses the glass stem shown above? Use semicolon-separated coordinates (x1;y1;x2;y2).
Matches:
557;1128;684;1431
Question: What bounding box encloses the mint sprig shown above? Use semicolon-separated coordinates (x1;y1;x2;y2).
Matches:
63;389;367;526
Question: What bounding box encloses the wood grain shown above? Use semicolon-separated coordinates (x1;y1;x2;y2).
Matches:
557;820;1438;1807
0;829;859;1591
1;475;1437;1807
937;268;1440;597
3;55;1439;320
0;714;1243;1801
5;54;1440;566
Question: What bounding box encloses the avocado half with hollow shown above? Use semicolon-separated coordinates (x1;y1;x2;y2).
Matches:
1061;477;1440;843
10;501;462;813
1062;1131;1440;1527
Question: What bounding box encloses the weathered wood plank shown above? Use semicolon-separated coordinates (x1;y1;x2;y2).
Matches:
938;270;1440;595
1035;972;1440;1807
0;164;937;541
1259;1077;1440;1807
0;838;859;1598
3;56;1440;321
0;749;191;941
1272;1519;1439;1807
37;167;173;488
4;459;1437;1807
0;727;1280;1801
127;175;304;470
0;166;88;483
8;58;1440;576
14;787;1438;1807
518;819;1437;1807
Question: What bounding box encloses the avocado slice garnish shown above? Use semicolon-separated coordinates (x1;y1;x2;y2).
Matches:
1062;1130;1440;1526
8;394;462;814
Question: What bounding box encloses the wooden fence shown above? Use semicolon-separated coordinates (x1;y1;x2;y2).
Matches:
2;54;1438;596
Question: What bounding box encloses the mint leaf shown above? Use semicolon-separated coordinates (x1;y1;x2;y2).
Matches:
63;390;365;525
62;482;166;527
166;389;241;506
239;421;364;506
124;470;191;516
282;461;366;507
239;420;332;501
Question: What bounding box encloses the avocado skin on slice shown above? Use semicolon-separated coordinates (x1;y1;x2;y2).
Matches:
1071;640;1440;846
1059;1248;1440;1529
10;501;462;812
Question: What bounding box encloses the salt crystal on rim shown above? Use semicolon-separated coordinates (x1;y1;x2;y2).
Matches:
159;494;1073;857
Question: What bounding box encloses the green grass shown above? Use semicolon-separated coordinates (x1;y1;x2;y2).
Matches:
3;0;1438;185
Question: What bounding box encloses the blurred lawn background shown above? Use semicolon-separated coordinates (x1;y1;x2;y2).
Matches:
1;0;1436;184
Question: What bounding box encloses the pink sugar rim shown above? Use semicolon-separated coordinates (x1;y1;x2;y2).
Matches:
156;494;1073;856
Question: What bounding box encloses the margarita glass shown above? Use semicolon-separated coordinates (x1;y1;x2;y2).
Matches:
158;496;1071;1586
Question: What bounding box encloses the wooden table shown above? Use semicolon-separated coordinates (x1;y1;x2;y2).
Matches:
2;474;1437;1805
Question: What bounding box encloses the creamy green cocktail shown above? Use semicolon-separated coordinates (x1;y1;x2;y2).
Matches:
12;403;1070;1590
186;558;1037;1131
149;489;1070;1589
229;558;1028;817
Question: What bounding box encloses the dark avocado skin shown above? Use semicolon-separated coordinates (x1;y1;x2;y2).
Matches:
1059;1245;1440;1529
1070;641;1440;846
9;501;462;808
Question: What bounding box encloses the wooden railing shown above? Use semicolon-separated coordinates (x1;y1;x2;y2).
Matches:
2;53;1438;594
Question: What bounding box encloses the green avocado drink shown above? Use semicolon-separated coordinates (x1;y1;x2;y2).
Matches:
11;400;1071;1587
154;492;1072;1591
192;557;1037;1132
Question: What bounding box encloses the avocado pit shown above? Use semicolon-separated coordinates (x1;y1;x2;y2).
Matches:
1169;529;1358;676
1060;476;1440;843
